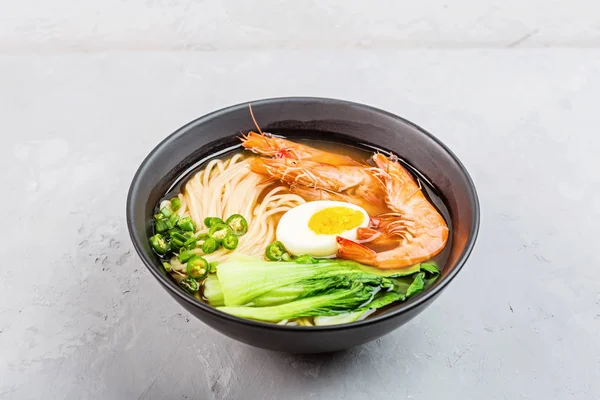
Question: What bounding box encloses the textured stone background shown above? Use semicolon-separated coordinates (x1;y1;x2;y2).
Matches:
1;2;599;399
2;0;600;51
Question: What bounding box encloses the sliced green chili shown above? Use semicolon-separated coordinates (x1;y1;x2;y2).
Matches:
204;217;225;228
196;232;209;240
202;237;218;254
177;216;195;232
170;197;181;212
150;234;168;255
226;214;248;236
180;277;199;293
281;252;292;262
265;241;287;261
186;256;209;280
178;250;195;263
162;261;172;272
222;234;239;250
208;223;232;242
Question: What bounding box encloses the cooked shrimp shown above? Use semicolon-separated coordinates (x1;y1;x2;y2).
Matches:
336;154;449;269
354;214;411;246
241;132;358;166
355;227;397;247
288;185;389;217
248;157;386;205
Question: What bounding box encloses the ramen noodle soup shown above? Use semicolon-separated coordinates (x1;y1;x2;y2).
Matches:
148;116;451;326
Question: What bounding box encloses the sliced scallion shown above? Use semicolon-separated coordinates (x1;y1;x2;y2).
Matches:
149;234;168;255
165;213;179;230
170;231;188;243
183;237;198;250
155;219;169;233
160;207;173;218
177;216;195;232
170;197;181;212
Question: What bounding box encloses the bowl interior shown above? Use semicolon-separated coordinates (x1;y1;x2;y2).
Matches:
127;97;479;328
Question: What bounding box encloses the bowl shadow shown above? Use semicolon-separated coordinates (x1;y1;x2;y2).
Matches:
238;328;420;383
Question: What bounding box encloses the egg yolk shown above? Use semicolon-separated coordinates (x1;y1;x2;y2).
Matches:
308;207;364;235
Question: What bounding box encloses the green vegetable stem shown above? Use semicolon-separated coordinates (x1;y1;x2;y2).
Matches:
202;254;441;325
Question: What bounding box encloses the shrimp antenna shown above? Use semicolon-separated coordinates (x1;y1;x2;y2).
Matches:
248;104;263;135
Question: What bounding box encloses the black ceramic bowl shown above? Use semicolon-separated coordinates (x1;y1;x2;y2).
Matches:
127;97;480;353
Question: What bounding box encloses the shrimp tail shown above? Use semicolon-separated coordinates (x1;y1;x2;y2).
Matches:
336;236;377;265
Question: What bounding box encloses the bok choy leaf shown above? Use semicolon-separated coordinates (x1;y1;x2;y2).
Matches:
204;255;441;325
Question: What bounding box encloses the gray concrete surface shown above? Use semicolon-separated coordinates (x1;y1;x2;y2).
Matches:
2;3;600;399
3;0;600;51
1;49;599;400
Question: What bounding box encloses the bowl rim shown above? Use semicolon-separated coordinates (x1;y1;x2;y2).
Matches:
126;96;480;332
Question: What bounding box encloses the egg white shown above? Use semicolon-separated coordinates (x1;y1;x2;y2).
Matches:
276;200;370;257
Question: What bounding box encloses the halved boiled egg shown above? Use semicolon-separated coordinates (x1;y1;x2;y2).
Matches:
276;200;370;257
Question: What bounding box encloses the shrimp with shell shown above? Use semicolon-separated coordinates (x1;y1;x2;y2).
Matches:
247;157;389;216
241;131;358;166
240;105;357;166
336;153;449;269
246;147;448;269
